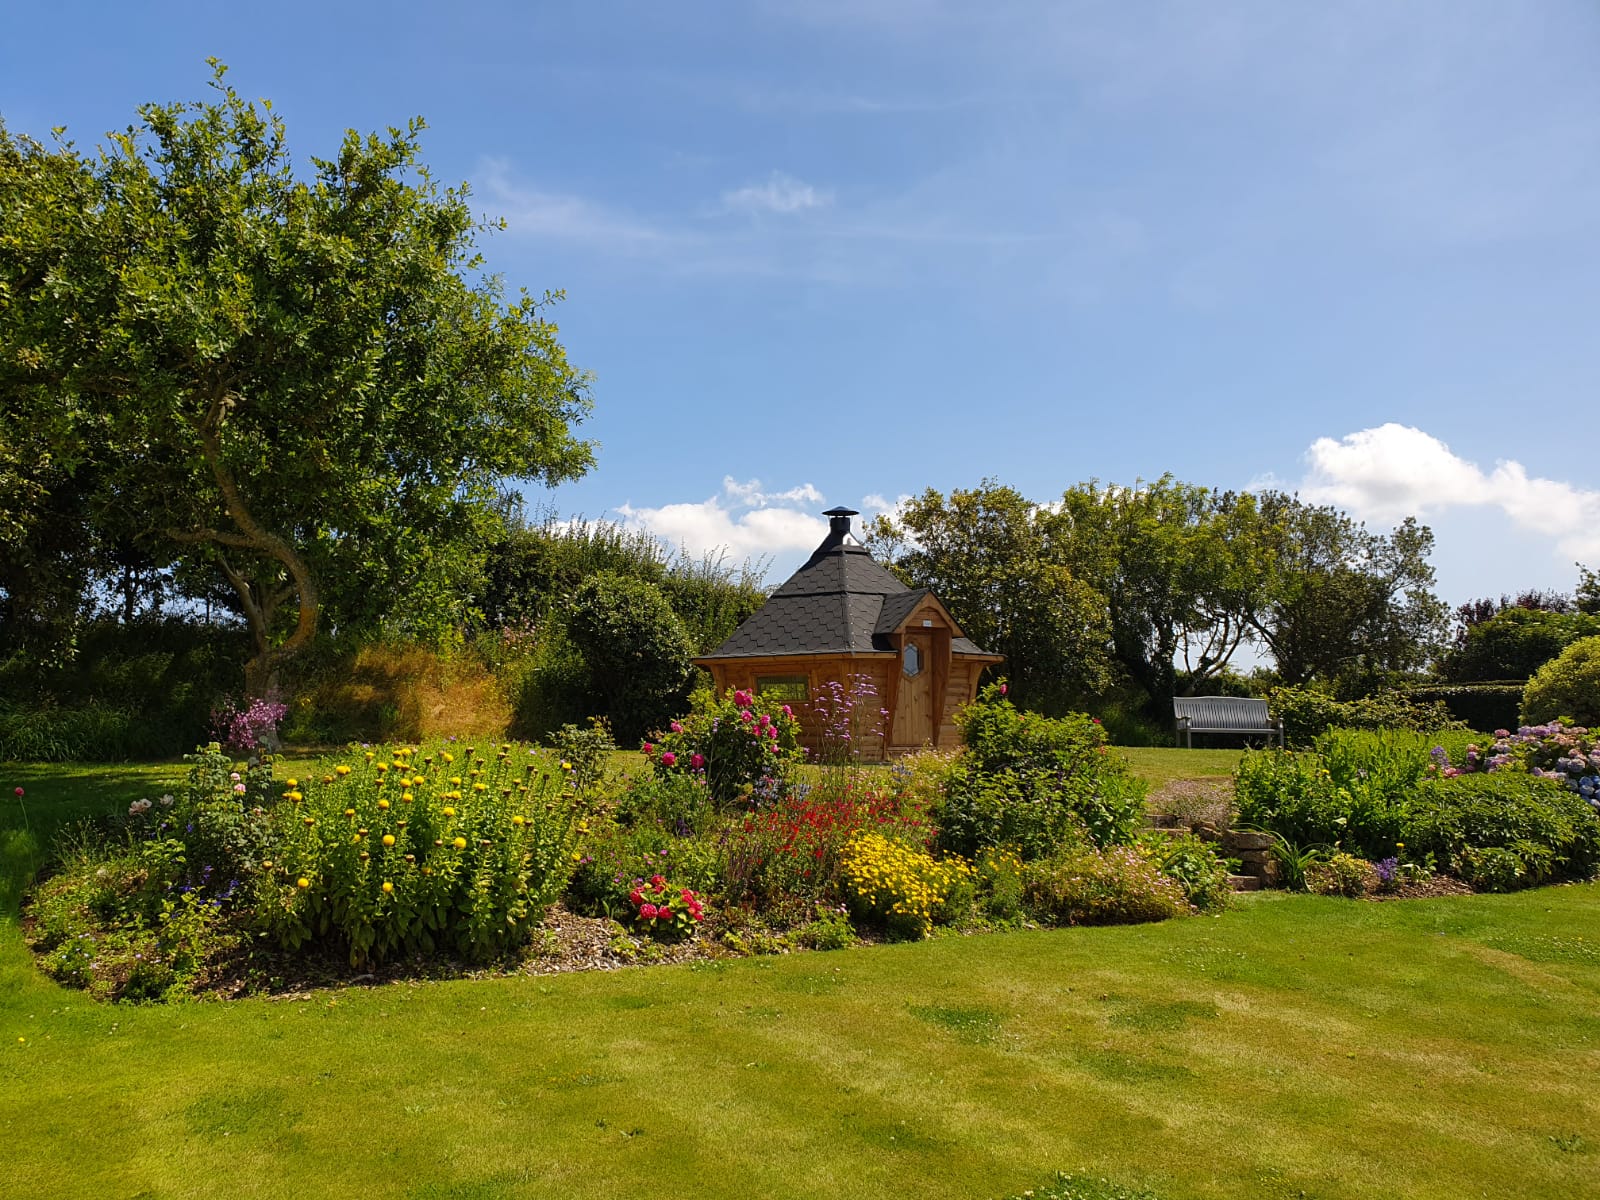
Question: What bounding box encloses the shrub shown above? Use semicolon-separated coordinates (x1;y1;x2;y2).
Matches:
938;685;1146;859
974;846;1027;922
624;873;707;939
0;699;146;762
647;688;804;808
566;813;718;920
1021;844;1191;926
209;694;288;754
1459;721;1599;804
839;831;972;938
548;717;617;793
566;572;694;741
1522;635;1600;728
1267;685;1460;746
1141;832;1232;912
794;904;856;950
1450;607;1600;682
1305;851;1376;897
1405;773;1600;889
253;741;581;965
1404;683;1524;734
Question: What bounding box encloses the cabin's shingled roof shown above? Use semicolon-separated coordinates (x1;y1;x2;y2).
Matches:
698;523;997;661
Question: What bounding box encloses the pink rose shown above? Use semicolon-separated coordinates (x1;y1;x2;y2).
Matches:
670;721;683;733
999;684;1008;695
690;753;705;769
741;710;754;723
781;705;793;718
642;742;654;755
660;751;677;767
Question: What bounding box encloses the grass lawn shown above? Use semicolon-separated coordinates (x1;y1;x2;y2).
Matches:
3;760;1597;1199
1116;746;1244;788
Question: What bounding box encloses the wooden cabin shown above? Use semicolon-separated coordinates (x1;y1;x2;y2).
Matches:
694;507;1002;760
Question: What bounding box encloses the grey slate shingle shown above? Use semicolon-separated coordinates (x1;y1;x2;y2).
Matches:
699;536;997;661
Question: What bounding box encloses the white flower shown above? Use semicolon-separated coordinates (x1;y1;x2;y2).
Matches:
128;799;153;816
159;794;174;807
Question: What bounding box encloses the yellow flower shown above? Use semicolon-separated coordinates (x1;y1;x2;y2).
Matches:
365;752;375;761
473;782;486;792
401;792;413;804
442;806;457;818
449;776;462;786
453;837;467;850
511;815;526;827
297;877;310;888
382;881;394;894
302;816;315;826
378;798;390;810
382;834;395;847
442;752;455;764
376;763;388;772
262;859;273;869
344;808;356;818
285;778;299;788
335;765;351;776
560;761;572;771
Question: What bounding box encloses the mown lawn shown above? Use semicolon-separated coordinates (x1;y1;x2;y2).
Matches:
2;759;1596;1199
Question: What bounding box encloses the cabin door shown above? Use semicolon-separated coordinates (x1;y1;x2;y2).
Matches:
891;632;936;747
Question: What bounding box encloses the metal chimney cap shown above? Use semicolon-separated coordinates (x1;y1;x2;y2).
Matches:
822;507;859;517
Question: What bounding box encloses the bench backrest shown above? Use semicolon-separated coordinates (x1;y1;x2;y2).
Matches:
1172;696;1272;730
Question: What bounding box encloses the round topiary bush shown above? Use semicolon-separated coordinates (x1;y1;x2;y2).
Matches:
1521;634;1600;728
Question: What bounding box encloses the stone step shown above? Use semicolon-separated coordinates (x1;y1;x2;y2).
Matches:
1227;873;1261;892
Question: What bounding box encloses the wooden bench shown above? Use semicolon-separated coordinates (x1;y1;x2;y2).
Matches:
1173;696;1283;749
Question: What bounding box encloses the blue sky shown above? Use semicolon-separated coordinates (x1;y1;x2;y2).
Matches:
5;1;1599;606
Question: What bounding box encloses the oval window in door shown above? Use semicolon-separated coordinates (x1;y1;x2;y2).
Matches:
902;642;922;677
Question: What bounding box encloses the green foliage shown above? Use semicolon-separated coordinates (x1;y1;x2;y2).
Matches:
647;687;804;808
547;718;617;793
566;572;693;741
1522;634;1600;727
1449;607;1600;682
1267;683;1461;746
864;482;1114;713
1140;831;1232;912
1021;844;1192;926
1249;494;1449;689
1;65;594;691
1305;851;1376;897
793;904;856;950
256;742;581;965
0;618;246;759
1404;683;1523;734
1405;773;1600;890
938;685;1147;859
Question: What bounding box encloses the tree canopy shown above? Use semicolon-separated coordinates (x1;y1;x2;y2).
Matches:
0;64;594;690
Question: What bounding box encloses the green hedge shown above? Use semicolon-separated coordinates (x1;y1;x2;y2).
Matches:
1406;683;1522;734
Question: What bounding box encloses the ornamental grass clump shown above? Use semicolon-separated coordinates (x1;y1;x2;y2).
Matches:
254;742;582;965
840;831;973;939
1022;844;1191;926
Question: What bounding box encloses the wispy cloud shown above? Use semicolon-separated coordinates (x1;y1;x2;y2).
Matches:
722;171;833;215
478;158;676;248
1295;423;1600;563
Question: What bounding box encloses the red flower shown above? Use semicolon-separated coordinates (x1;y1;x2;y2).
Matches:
642;742;654;755
13;787;22;797
639;903;658;919
650;874;665;886
660;751;677;767
629;889;643;904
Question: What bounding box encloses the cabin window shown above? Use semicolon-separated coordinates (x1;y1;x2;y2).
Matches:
902;643;922;678
755;675;809;702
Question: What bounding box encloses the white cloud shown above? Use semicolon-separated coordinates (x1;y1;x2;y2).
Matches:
615;477;830;572
1299;423;1600;562
722;171;834;216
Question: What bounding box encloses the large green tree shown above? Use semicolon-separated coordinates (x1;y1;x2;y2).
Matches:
864;482;1113;714
0;65;593;691
1051;477;1273;708
1247;493;1448;689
